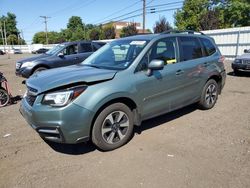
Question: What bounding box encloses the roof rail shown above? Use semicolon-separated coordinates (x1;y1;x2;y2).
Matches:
161;30;205;35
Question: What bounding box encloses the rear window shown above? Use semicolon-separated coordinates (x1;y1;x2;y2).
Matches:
179;37;203;61
200;38;216;56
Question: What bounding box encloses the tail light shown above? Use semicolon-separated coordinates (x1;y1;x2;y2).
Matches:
219;55;225;63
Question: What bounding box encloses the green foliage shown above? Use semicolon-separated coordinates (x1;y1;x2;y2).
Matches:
7;34;17;45
222;0;250;27
120;23;138;38
102;24;116;39
153;17;173;33
67;16;84;30
0;12;25;44
32;31;65;44
88;27;101;40
175;0;250;30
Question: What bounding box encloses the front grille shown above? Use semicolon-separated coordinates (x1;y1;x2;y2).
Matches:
25;94;37;106
243;60;250;65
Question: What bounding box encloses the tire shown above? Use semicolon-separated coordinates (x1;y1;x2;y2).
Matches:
234;69;240;75
198;79;218;110
33;67;47;74
92;103;134;151
0;88;10;107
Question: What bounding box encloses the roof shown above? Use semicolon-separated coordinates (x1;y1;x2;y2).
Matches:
119;34;161;41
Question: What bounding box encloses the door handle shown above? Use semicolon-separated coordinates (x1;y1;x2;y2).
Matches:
176;70;184;75
74;57;79;60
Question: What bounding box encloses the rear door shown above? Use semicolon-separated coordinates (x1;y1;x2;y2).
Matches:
173;36;206;107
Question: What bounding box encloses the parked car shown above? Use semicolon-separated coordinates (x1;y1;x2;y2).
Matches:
0;50;5;55
16;41;106;78
31;48;49;54
244;49;250;53
20;30;226;151
9;48;22;54
232;49;250;74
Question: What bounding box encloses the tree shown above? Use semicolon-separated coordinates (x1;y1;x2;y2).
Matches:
175;0;210;31
67;16;84;30
88;27;101;40
0;12;25;44
199;10;221;30
174;0;250;30
7;34;18;45
33;31;64;44
120;23;138;38
222;0;250;27
153;17;173;33
102;24;116;39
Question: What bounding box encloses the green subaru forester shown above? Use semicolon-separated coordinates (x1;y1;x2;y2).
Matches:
20;30;226;151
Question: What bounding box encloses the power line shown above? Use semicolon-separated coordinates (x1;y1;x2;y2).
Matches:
92;0;141;24
97;1;183;25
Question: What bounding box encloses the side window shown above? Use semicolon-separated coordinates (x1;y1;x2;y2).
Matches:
62;44;78;55
136;37;177;71
200;38;216;56
179;37;203;61
79;43;93;53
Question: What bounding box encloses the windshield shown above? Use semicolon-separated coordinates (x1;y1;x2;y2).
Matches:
45;44;65;55
82;39;149;70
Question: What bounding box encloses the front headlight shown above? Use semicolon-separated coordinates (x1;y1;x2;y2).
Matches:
42;86;86;107
21;61;35;68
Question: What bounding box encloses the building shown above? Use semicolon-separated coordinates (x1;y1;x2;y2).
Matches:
103;21;151;38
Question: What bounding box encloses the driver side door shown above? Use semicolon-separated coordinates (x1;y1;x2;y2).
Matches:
134;37;184;119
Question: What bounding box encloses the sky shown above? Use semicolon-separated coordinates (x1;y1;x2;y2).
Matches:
0;0;183;44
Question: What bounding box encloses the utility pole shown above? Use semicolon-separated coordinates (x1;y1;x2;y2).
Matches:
21;30;24;45
3;20;10;59
0;23;5;51
143;0;146;33
40;16;50;44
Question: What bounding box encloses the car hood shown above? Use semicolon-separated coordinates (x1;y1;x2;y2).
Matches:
26;64;117;94
17;54;51;63
237;53;250;60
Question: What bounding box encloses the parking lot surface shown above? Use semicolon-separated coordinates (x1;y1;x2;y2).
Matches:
0;54;250;188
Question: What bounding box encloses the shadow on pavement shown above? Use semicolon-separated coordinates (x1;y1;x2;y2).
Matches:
134;104;197;134
45;140;96;155
227;71;250;77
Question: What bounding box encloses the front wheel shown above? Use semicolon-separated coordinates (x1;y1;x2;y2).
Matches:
0;88;10;107
198;79;218;110
33;67;47;74
92;103;134;151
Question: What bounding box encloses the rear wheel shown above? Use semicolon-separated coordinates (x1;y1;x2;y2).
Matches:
198;79;218;110
233;69;240;75
92;103;134;151
0;88;10;107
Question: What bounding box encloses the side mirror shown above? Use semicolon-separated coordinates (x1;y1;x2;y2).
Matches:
57;52;64;58
146;59;164;76
244;49;249;53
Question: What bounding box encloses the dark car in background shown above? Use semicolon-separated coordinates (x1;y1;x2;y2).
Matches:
16;41;106;78
0;50;5;55
232;49;250;74
32;48;49;54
